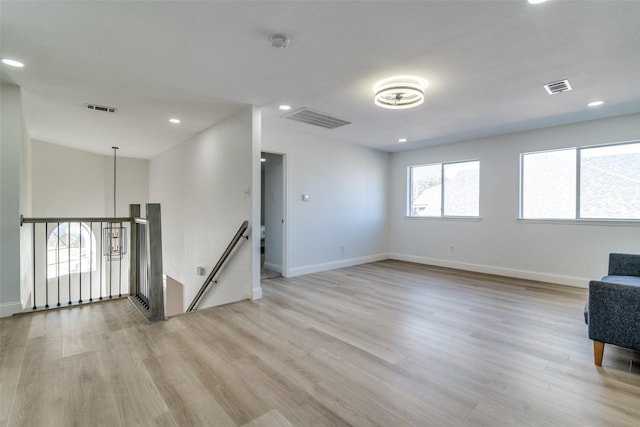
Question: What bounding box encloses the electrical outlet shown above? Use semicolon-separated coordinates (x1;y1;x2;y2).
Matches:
341;246;345;254
450;245;455;254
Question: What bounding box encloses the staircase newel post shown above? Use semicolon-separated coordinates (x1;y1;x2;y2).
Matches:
146;203;165;321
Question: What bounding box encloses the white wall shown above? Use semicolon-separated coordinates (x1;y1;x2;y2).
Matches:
20;118;33;309
262;126;390;276
0;84;24;316
31;140;148;217
26;141;148;309
390;113;640;287
149;107;259;312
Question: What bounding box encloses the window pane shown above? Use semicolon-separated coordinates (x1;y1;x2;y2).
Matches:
580;143;640;219
444;161;479;216
410;164;441;216
521;149;576;219
47;222;97;278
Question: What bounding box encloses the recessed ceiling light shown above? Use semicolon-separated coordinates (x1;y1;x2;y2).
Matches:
1;58;24;67
169;118;181;124
374;76;427;110
279;105;292;111
398;138;408;143
528;0;549;4
587;100;604;107
260;158;266;162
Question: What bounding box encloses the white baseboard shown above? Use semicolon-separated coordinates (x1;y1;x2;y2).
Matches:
252;287;263;300
263;262;282;273
288;253;390;277
389;253;589;288
0;301;23;318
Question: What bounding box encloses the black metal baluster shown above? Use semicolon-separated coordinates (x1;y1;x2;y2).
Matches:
68;222;71;305
89;222;93;302
32;223;37;310
108;223;113;299
44;223;48;308
78;222;82;303
57;222;61;307
118;222;123;297
99;221;103;300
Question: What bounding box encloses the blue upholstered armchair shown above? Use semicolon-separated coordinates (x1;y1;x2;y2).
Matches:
586;253;640;366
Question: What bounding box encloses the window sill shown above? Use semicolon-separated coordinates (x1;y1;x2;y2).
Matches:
517;218;640;226
405;216;482;222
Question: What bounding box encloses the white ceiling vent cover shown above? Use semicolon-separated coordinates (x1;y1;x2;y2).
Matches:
85;103;118;113
543;80;572;95
283;107;351;129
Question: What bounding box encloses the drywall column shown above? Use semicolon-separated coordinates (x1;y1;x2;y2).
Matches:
0;84;24;316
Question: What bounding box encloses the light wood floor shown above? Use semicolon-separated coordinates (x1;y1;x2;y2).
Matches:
2;260;639;426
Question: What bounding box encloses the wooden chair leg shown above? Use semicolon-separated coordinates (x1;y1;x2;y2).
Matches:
593;341;605;366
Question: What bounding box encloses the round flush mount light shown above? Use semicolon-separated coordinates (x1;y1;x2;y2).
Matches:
1;58;24;67
374;76;426;110
169;118;181;124
278;104;291;111
587;100;604;107
398;138;408;143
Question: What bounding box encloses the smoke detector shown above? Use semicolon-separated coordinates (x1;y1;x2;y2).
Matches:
271;34;289;48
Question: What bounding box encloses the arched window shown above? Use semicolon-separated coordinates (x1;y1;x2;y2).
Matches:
47;223;97;279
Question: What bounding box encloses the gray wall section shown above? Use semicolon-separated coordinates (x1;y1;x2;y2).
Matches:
1;84;23;309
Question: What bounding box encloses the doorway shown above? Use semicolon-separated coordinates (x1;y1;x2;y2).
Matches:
261;152;286;279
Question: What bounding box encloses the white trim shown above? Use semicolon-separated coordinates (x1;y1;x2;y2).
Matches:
288;253;390;277
263;262;282;273
389;253;589;288
0;301;23;318
251;287;263;300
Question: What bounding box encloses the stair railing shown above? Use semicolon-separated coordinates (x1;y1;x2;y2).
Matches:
187;220;249;312
128;203;165;322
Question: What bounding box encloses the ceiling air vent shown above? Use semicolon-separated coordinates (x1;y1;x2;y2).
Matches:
85;103;118;113
283;107;351;129
543;79;572;95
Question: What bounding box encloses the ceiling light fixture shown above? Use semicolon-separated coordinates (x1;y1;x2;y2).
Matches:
374;76;426;110
587;100;604;107
528;0;549;4
169;118;181;124
1;58;24;67
398;138;408;143
279;105;291;111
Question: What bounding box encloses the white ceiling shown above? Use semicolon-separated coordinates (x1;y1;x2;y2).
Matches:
1;0;639;159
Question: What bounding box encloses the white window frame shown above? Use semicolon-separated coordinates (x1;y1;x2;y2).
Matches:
519;140;640;221
407;159;480;218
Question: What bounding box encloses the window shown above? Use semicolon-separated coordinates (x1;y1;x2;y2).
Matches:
408;160;480;217
520;141;640;220
47;222;97;278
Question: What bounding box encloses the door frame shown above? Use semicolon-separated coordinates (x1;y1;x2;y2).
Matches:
261;151;288;277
